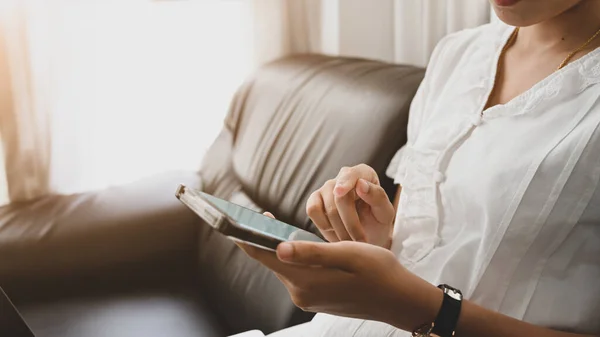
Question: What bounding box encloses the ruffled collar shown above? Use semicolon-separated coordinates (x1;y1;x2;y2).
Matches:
469;24;600;119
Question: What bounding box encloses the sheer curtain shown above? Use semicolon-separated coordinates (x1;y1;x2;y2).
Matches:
0;0;53;202
1;0;257;199
393;0;491;66
0;0;488;203
250;0;321;65
0;0;320;202
319;0;491;67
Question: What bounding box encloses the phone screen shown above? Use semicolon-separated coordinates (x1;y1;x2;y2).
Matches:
200;192;324;243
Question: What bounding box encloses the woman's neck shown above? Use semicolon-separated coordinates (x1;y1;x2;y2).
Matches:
518;1;600;53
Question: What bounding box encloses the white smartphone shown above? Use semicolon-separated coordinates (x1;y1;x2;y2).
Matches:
175;184;325;251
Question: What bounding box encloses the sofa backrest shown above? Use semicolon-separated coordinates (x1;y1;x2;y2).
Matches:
224;55;424;230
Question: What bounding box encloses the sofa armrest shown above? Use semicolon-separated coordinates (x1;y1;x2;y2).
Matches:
0;171;203;287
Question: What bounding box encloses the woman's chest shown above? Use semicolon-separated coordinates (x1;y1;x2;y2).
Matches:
417;93;600;228
396;85;600;266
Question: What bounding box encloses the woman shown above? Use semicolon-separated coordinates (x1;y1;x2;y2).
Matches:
237;0;600;336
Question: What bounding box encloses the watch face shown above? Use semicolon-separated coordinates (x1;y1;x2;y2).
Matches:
446;288;463;301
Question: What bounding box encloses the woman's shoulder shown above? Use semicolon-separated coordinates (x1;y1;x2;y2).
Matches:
430;22;510;66
438;22;509;52
422;22;511;91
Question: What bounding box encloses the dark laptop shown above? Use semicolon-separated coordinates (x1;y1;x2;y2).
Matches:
0;286;35;337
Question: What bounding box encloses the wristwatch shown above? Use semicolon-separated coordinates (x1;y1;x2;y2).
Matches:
412;284;463;337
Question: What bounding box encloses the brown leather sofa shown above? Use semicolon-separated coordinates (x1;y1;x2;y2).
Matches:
0;55;424;337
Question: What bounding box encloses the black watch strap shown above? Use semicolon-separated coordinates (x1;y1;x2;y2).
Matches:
431;284;463;337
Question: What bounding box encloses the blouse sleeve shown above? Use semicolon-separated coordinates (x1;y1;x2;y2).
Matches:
385;145;409;184
385;33;453;185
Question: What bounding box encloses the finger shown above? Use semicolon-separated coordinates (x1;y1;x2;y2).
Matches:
263;211;275;219
238;241;310;275
321;184;352;241
334;164;379;198
277;241;363;272
306;190;339;242
355;179;395;225
334;191;366;242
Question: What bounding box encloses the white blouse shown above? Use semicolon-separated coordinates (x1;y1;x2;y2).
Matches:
262;23;600;337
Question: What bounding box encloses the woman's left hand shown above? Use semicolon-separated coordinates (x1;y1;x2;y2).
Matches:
238;239;442;332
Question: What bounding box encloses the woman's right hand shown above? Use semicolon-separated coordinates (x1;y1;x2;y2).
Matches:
306;164;395;249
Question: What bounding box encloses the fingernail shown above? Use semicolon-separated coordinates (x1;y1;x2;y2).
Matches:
277;243;294;261
357;179;370;194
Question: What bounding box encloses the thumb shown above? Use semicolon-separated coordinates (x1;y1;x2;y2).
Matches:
277;241;358;271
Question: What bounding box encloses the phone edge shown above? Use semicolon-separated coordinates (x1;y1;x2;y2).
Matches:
176;184;282;250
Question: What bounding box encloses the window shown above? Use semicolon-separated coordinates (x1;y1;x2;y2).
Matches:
43;0;252;193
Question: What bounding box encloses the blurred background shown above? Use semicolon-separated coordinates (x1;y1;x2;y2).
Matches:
0;0;492;205
1;0;256;202
0;1;495;336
